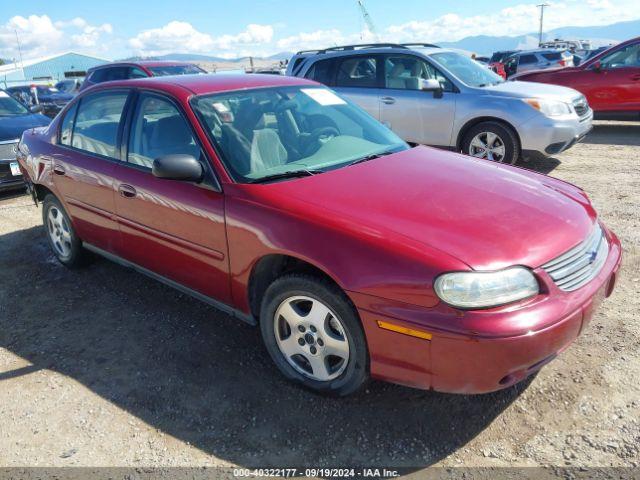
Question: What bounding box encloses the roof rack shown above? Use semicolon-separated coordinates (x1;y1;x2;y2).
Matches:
400;43;440;48
296;43;410;55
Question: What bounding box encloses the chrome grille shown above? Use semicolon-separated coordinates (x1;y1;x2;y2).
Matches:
573;96;589;118
542;224;608;292
0;140;18;161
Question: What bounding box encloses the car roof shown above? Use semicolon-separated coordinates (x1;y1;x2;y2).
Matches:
90;73;319;96
89;60;198;71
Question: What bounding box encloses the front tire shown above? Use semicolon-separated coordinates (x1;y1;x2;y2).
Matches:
462;121;520;165
260;274;369;396
42;194;87;268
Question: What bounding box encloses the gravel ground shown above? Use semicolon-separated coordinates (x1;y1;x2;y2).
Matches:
0;121;638;475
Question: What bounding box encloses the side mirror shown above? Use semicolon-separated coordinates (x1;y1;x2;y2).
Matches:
592;61;602;72
420;78;444;98
152;154;203;182
30;104;44;113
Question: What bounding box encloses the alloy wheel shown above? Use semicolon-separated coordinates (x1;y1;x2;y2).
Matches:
469;131;507;162
273;295;350;382
47;206;72;258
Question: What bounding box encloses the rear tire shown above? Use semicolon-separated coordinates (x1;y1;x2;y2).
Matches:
260;274;369;396
42;194;87;268
462;121;520;165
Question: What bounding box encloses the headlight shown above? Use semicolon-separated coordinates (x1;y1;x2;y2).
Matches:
434;267;539;309
523;98;572;117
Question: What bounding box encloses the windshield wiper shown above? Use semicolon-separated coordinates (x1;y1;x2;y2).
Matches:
248;169;323;184
347;150;395;167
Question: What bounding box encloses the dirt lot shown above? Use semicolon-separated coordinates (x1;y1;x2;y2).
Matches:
0;121;639;475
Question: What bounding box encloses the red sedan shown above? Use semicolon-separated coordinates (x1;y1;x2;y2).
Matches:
17;74;622;396
514;36;640;120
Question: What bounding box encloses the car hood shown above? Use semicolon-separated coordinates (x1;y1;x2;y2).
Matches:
40;92;74;103
0;113;50;142
480;80;581;101
260;147;597;271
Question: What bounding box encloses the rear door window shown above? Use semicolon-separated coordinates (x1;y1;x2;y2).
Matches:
335;56;379;88
71;91;129;158
542;52;562;61
518;54;538;65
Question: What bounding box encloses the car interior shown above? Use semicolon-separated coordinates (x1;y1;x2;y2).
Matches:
193;87;405;181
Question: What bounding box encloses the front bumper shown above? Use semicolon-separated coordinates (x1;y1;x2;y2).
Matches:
519;109;593;159
352;227;622;394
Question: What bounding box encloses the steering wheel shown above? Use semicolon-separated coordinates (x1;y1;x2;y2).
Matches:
302;126;340;156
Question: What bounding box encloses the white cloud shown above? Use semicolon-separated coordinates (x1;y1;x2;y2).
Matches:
129;22;274;56
0;14;112;60
384;1;639;43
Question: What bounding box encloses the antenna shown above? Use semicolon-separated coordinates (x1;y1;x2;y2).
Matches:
537;3;550;46
356;0;379;41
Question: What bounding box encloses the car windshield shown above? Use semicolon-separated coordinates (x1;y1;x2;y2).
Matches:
430;52;504;87
192;86;408;183
148;65;205;76
0;91;29;115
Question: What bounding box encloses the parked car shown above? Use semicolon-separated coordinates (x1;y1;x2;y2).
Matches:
0;89;50;191
503;49;574;78
539;39;592;53
514;37;640;120
18;74;622;396
80;61;207;91
287;43;593;164
488;50;519;79
7;85;74;118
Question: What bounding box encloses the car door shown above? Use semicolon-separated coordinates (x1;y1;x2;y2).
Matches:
331;54;383;120
50;89;130;251
379;54;457;147
111;91;231;303
580;41;640;112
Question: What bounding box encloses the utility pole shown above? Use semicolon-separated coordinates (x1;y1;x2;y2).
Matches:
537;3;550;46
14;29;24;70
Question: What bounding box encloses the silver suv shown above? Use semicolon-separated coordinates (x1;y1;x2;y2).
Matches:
503;49;574;77
287;44;592;164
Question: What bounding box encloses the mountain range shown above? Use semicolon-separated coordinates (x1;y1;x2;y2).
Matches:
119;18;639;62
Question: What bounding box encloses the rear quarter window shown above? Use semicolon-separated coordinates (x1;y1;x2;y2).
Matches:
305;59;334;85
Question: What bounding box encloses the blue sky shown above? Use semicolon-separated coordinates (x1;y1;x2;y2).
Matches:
0;0;638;60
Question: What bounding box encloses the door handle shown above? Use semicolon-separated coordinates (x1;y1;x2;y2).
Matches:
381;96;396;105
631;74;640;81
118;184;137;198
53;164;66;176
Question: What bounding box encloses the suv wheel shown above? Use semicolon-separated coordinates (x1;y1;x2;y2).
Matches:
462;121;520;165
42;194;87;268
260;274;369;396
